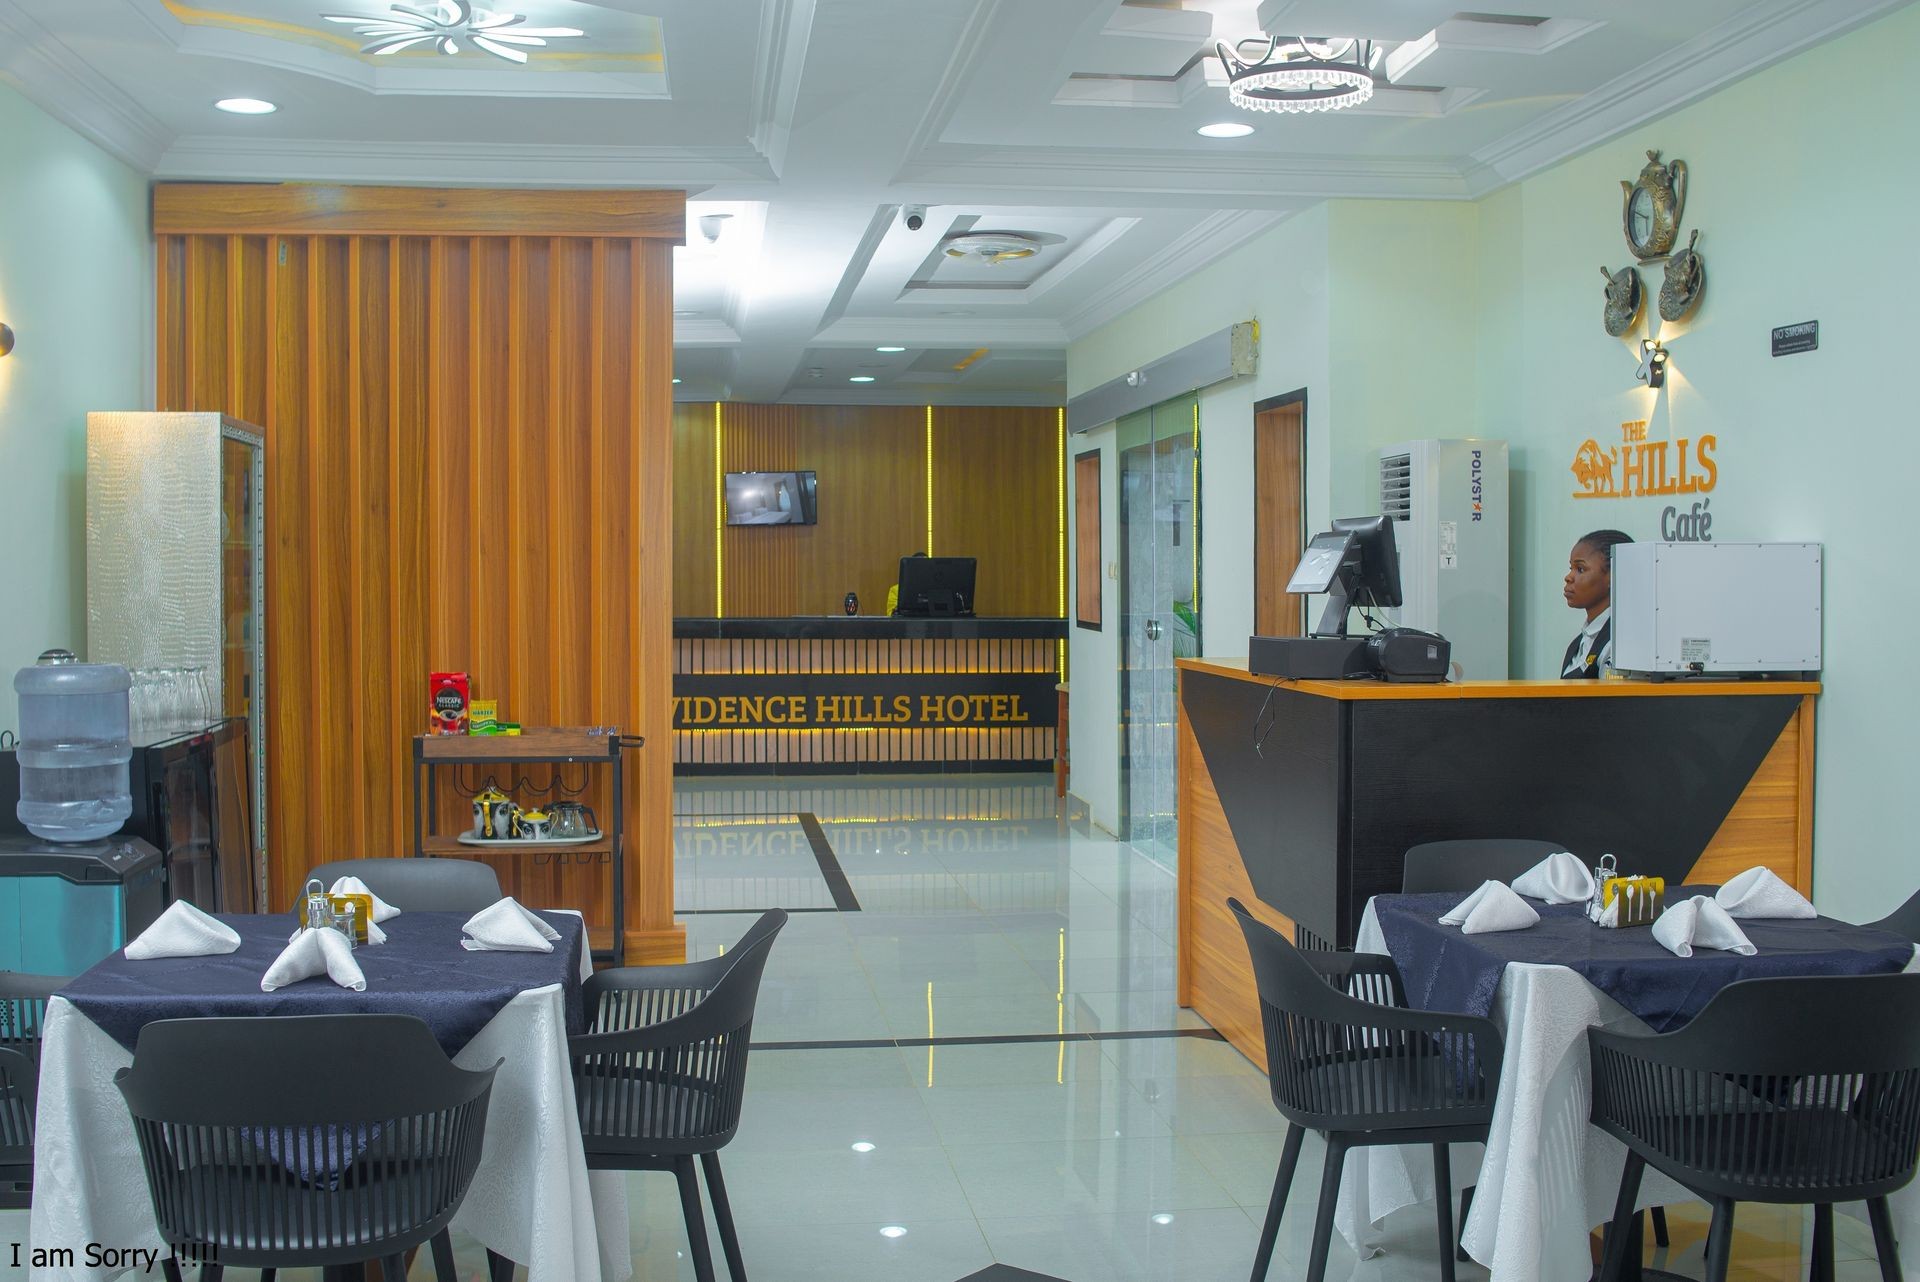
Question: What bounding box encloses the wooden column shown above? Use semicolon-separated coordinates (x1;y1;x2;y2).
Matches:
152;183;686;964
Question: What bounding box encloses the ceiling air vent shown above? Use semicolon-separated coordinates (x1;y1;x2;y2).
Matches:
1381;453;1412;521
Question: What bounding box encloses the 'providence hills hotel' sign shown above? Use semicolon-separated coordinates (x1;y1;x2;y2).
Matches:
673;673;1059;731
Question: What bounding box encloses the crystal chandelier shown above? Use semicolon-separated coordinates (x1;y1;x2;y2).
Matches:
323;1;584;64
1216;36;1378;114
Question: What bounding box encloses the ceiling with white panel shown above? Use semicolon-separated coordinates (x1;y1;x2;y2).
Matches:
0;0;1904;404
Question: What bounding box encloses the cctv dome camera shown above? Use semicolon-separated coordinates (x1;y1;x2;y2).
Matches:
903;205;928;232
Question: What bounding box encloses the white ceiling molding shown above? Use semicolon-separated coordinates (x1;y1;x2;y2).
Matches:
154;136;773;187
161;24;668;99
893;0;1011;177
0;1;172;169
1464;0;1913;193
811;316;1069;348
897;217;1139;307
746;0;816;178
1061;208;1290;342
673;318;743;347
901;144;1472;202
1386;15;1603;84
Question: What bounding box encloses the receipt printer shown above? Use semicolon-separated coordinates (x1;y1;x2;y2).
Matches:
1366;628;1451;683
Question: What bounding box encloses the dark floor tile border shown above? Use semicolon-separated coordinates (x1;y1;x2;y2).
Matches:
797;811;861;912
752;1026;1225;1052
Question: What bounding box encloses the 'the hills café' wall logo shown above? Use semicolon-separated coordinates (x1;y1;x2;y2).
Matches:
1572;420;1717;500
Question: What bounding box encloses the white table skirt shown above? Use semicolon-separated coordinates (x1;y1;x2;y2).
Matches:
27;935;631;1282
1339;900;1920;1282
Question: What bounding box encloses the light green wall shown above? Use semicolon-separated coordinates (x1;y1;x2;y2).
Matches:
1484;1;1920;920
1065;3;1920;916
0;82;152;730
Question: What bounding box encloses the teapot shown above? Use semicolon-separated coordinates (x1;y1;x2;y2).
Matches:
473;784;513;839
550;801;598;840
514;806;553;841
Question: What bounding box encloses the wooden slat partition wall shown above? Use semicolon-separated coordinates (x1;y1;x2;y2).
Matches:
152;184;687;964
719;404;926;617
669;403;1065;619
931;406;1062;619
672;401;719;615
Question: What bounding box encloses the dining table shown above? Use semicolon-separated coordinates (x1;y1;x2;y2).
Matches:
26;909;632;1282
1333;888;1920;1282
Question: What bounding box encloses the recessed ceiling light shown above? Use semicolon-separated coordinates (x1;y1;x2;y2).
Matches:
1197;121;1254;138
1152;1213;1175;1225
671;378;682;384
876;346;906;353
215;98;277;115
941;310;973;318
879;1226;908;1239
849;376;876;384
850;1141;875;1153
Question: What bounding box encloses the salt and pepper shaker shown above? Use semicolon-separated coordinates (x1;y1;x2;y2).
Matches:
303;878;333;933
1587;853;1619;924
338;900;359;949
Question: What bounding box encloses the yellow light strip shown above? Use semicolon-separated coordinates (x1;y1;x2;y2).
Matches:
926;982;936;1087
714;402;725;618
1192;400;1201;617
924;406;935;555
951;347;989;373
1056;408;1066;621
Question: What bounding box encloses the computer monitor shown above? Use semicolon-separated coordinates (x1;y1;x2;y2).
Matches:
895;556;976;617
1287;514;1402;636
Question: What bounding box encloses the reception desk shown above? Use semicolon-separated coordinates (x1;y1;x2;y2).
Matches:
673;617;1066;773
1175;657;1820;1061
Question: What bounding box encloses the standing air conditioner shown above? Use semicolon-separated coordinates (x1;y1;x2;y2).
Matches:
1378;439;1509;679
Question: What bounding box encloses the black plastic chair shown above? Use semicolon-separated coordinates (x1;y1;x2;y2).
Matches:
1229;898;1504;1282
0;1045;34;1212
1400;838;1570;895
1866;887;1920;942
116;1013;500;1282
304;857;503;912
569;909;787;1282
1;972;66;1210
1590;973;1920;1282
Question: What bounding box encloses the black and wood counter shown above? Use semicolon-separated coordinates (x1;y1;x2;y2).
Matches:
673;617;1066;773
1176;657;1820;1063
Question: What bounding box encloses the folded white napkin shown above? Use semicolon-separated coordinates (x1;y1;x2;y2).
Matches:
1440;879;1541;935
1714;866;1816;920
460;898;562;953
124;901;242;960
328;876;401;924
1510;851;1596;906
262;927;367;991
288;920;385;947
1652;895;1757;958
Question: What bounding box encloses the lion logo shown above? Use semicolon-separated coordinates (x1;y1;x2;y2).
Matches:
1571;439;1618;497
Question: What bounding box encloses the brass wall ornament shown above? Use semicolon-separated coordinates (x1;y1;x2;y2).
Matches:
1659;229;1706;322
1621;150;1688;260
1600;264;1645;337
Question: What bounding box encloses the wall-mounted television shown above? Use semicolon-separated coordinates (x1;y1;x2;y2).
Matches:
724;471;818;526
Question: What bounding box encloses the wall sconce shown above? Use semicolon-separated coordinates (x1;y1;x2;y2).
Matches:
1637;338;1668;389
0;323;14;358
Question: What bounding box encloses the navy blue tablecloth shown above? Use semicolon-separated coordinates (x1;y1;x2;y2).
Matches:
60;911;586;1055
1374;889;1915;1033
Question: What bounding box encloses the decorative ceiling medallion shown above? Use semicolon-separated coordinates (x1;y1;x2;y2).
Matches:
1216;36;1378;115
323;1;583;63
941;232;1042;266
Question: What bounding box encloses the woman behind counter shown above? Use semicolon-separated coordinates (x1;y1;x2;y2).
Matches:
1562;529;1633;679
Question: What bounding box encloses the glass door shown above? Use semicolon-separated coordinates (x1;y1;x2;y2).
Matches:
1118;394;1200;868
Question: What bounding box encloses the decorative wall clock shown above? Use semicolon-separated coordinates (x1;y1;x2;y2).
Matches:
1621;150;1688;260
1600;264;1645;337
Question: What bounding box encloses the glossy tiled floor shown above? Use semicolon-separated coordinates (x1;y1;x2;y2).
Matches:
0;773;1888;1280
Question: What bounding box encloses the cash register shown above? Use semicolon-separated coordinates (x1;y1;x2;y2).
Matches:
1250;514;1451;682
